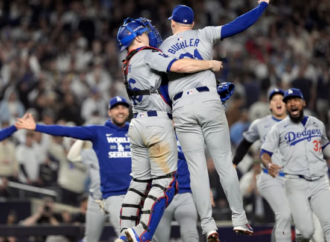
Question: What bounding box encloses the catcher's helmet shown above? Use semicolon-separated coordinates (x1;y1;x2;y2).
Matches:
117;18;162;52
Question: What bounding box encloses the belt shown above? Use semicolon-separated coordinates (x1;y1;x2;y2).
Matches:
263;168;285;177
133;111;172;120
173;86;210;101
284;174;323;181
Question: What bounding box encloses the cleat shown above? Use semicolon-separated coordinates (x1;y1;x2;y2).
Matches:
207;230;220;242
234;224;253;235
125;228;140;242
115;235;128;242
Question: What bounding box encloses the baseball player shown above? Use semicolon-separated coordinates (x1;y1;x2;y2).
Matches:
159;1;270;241
153;133;199;242
233;89;325;242
15;96;132;237
232;89;290;241
261;88;330;241
115;18;222;242
67;140;107;242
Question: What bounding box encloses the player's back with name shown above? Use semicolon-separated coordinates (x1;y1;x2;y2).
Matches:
160;27;222;100
127;49;172;113
263;116;329;178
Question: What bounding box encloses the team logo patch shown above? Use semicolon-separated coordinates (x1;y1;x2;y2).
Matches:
288;89;293;94
116;97;122;102
139;113;145;117
187;90;193;95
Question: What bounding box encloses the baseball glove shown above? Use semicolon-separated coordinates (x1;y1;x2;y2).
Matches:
217;82;235;104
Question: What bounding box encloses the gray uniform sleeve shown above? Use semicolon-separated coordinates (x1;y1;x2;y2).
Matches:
198;26;222;44
145;50;177;73
81;149;98;166
243;119;260;143
261;125;280;154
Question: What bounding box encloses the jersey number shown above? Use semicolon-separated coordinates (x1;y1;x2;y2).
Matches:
128;78;142;105
179;49;203;60
313;140;321;152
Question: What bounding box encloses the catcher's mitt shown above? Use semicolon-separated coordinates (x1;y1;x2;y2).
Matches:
217;82;235;105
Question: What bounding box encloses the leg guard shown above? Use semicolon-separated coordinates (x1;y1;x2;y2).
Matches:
137;172;178;242
120;179;151;234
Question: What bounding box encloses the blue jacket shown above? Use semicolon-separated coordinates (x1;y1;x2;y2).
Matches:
36;121;131;199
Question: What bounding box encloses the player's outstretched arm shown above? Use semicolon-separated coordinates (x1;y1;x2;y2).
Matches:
0;125;17;141
232;138;253;166
15;113;96;141
220;0;269;39
170;59;222;73
260;150;281;178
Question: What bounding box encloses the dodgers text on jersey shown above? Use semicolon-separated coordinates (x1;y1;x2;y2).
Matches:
284;129;321;146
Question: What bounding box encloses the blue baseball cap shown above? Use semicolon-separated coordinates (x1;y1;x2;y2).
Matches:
269;88;284;101
168;5;194;24
283;88;304;103
108;96;130;110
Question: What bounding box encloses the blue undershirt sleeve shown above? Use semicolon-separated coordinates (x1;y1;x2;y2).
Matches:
221;2;268;39
260;149;273;158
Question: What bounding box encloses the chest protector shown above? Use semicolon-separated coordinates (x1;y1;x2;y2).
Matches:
122;47;172;106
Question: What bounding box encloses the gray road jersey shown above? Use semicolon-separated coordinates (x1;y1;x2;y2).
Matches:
81;149;102;200
126;49;176;113
261;116;330;179
243;115;283;167
160;26;222;100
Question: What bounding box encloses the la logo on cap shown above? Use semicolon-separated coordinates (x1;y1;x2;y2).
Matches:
274;88;279;92
117;97;122;102
288;89;293;94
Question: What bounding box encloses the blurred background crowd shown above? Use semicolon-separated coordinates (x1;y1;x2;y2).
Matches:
0;0;330;236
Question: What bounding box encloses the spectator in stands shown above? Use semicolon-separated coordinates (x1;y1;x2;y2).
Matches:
0;87;25;124
22;197;62;225
316;67;330;122
71;195;88;224
239;160;273;224
230;109;250;147
0;121;18;181
22;197;70;242
248;94;270;122
49;135;87;206
57;93;83;126
86;57;112;101
207;158;231;220
81;88;107;122
0;178;10;199
291;67;315;109
16;131;44;186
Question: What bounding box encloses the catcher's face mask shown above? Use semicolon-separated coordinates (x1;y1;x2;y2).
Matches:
117;17;163;52
136;17;163;49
